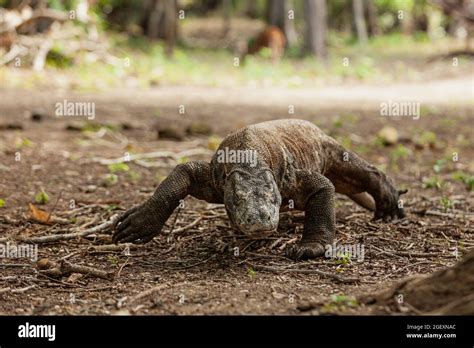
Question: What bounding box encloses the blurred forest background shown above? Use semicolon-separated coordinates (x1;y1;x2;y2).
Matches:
0;0;473;89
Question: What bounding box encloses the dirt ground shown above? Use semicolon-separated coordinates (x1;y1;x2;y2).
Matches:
0;77;473;315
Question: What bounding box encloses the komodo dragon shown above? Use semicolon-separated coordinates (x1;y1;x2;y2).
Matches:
113;119;406;260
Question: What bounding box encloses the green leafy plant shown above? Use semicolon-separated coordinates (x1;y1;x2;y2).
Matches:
440;197;453;210
15;137;33;149
108;163;130;173
423;176;445;190
390;144;410;161
104;173;118;187
432;159;446;174
35;189;50;204
107;254;119;265
321;294;359;313
416;131;437;147
247;267;257;279
106;204;119;212
452;171;474;191
334;251;352;265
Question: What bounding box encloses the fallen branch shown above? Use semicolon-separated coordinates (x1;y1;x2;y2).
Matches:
38;259;114;280
18;214;118;244
171;216;202;234
93;148;213;166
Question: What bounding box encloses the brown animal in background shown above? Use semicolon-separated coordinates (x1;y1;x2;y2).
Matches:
240;25;286;64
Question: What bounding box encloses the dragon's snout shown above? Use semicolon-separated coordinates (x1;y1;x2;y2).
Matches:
233;205;279;234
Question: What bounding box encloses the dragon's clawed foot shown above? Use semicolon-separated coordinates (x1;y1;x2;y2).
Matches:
285;241;326;260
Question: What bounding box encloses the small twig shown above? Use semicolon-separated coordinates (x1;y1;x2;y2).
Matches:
38;259;114;280
116;257;130;278
19;215;118;244
11;284;36;293
412;209;474;221
0;263;34;268
248;263;360;284
172;216;203;234
167;206;182;235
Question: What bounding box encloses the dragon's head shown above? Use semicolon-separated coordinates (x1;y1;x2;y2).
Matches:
223;168;281;234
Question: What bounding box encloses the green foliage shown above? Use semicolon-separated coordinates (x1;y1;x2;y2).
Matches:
247;267;256;279
107;254;119;265
0;198;5;208
432;159;446;174
390;144;411;162
46;47;74;69
35;189;50;204
423;176;445;190
416;131;437;147
321;294;359;313
15;137;33;149
440;197;453;210
106;203;119;212
104;173;118;186
178;156;189;164
334;251;352;265
108;163;130;173
452;172;474;191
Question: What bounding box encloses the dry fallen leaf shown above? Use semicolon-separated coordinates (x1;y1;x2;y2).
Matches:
28;203;53;225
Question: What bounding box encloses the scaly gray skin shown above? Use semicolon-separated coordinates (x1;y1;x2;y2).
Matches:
113;119;406;260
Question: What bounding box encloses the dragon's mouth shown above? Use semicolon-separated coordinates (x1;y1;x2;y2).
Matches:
236;225;278;235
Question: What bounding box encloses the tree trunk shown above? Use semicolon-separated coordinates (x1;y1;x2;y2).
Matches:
352;0;367;43
285;0;298;46
267;0;286;30
245;0;257;18
146;0;177;56
304;0;327;59
366;0;380;36
267;0;298;47
222;0;232;37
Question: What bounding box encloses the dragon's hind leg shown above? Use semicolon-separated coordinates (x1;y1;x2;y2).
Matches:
326;147;406;222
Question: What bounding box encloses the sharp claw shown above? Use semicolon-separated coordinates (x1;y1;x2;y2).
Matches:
113;226;134;244
120;232;143;244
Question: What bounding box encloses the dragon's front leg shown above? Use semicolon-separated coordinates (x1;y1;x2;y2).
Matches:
113;161;221;244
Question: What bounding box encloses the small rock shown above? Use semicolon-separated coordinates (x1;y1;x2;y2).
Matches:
157;126;185;141
30;111;44;122
105;298;116;306
37;258;53;270
378;126;398;145
83;185;97;193
0;123;23;130
65;122;85;131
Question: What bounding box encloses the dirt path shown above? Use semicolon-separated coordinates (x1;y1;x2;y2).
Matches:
0;81;472;315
